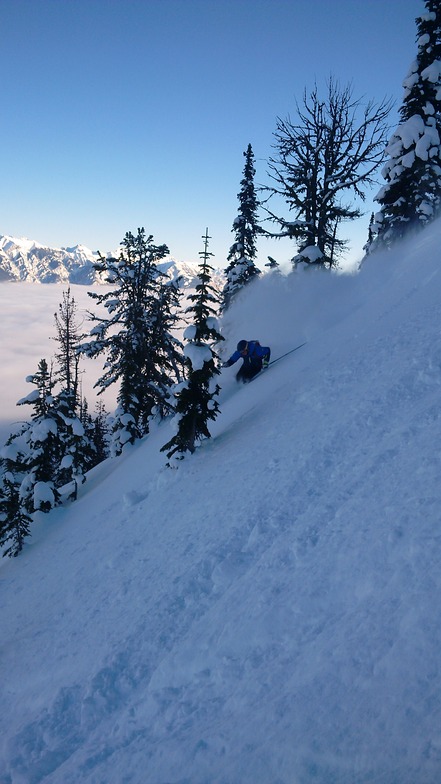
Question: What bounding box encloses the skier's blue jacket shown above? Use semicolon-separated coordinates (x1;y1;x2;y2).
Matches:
224;340;270;370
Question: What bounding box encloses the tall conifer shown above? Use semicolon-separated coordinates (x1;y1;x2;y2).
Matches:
162;230;223;461
80;228;184;453
369;1;441;249
53;287;85;404
223;144;261;310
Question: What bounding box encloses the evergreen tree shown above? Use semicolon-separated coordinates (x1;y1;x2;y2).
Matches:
52;287;85;403
80;228;184;453
368;1;441;250
223;144;261;310
0;344;99;533
0;430;32;557
51;290;95;495
363;213;376;257
76;396;101;471
162;229;224;461
264;80;391;267
146;275;186;422
52;388;88;501
265;256;280;270
16;359;60;513
90;401;110;465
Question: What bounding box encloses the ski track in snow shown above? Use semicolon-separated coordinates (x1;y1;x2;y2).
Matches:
2;226;441;783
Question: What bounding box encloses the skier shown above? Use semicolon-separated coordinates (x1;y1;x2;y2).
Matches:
222;339;271;383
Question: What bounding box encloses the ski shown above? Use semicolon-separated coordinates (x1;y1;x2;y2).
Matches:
267;341;307;367
248;342;306;383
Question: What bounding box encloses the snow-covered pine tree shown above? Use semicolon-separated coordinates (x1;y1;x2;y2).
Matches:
222;144;261;310
369;1;441;249
80;228;184;454
0;430;32;557
51;289;95;497
52;388;88;501
16;359;60;513
145;275;185;422
161;229;224;461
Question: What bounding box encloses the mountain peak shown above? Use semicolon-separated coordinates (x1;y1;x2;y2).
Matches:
0;234;224;287
0;234;100;284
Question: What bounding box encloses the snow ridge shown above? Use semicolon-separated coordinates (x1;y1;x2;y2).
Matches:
0;234;225;287
0;235;101;284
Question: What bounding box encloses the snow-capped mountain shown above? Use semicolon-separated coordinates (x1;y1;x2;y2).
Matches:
159;258;225;291
0;235;101;284
0;234;225;288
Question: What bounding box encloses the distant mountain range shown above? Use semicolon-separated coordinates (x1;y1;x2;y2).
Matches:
0;234;224;289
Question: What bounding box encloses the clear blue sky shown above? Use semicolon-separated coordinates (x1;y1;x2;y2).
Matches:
1;0;422;267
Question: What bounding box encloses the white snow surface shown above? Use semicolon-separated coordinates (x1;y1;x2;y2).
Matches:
184;342;213;371
33;481;56;509
2;222;441;783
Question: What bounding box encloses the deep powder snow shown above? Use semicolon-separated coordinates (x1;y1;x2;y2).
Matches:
1;223;441;783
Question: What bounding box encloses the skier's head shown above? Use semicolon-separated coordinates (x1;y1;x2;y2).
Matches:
237;340;248;354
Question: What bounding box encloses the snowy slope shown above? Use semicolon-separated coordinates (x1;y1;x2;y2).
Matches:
1;224;441;784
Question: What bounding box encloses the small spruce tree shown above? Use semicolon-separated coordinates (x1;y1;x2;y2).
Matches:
17;359;60;513
0;430;32;557
265;255;280;270
90;401;110;465
52;388;88;501
161;229;224;461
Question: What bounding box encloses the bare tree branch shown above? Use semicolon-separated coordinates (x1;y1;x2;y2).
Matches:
262;79;393;267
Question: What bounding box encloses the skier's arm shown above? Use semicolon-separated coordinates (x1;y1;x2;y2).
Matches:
222;350;241;368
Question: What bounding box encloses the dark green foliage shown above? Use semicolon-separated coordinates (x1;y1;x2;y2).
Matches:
17;359;60;513
162;230;224;460
265;256;279;269
0;430;32;557
0;473;32;557
368;1;441;250
223;144;261;310
88;400;110;466
52;389;88;500
78;396;100;470
14;356;93;512
81;228;184;453
0;291;112;557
